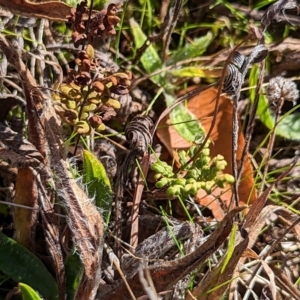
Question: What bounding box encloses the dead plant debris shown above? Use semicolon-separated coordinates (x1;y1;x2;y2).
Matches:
0;1;300;300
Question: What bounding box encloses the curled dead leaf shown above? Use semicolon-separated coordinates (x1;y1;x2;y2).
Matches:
0;0;72;21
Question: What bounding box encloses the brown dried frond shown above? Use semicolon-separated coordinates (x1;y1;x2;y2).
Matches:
125;115;153;154
68;1;121;48
100;106;117;121
75;71;91;85
57;2;129;135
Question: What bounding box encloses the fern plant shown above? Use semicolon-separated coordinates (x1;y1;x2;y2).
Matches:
152;141;234;199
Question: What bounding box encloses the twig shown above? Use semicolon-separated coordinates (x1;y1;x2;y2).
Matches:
161;0;183;62
139;263;159;300
114;116;153;255
130;153;149;250
223;44;268;211
259;98;284;194
237;62;265;191
0;200;38;210
104;243;137;300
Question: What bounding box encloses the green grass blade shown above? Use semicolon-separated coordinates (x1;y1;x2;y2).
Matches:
166;32;213;66
0;232;58;300
220;222;238;274
65;251;84;300
19;283;42;300
160;207;184;256
82;150;113;223
254;0;276;10
129;18;162;83
168;66;221;78
164;92;206;144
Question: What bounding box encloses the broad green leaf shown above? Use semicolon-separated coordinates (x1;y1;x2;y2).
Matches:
129;18;162;83
249;66;273;129
221;222;237;274
0;232;58;300
83;150;113;222
0;202;9;216
164;92;206;144
277;112;300;139
19;283;42;300
167;32;213;66
168;66;221;78
256;93;274;130
249;66;300;140
65;251;83;300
